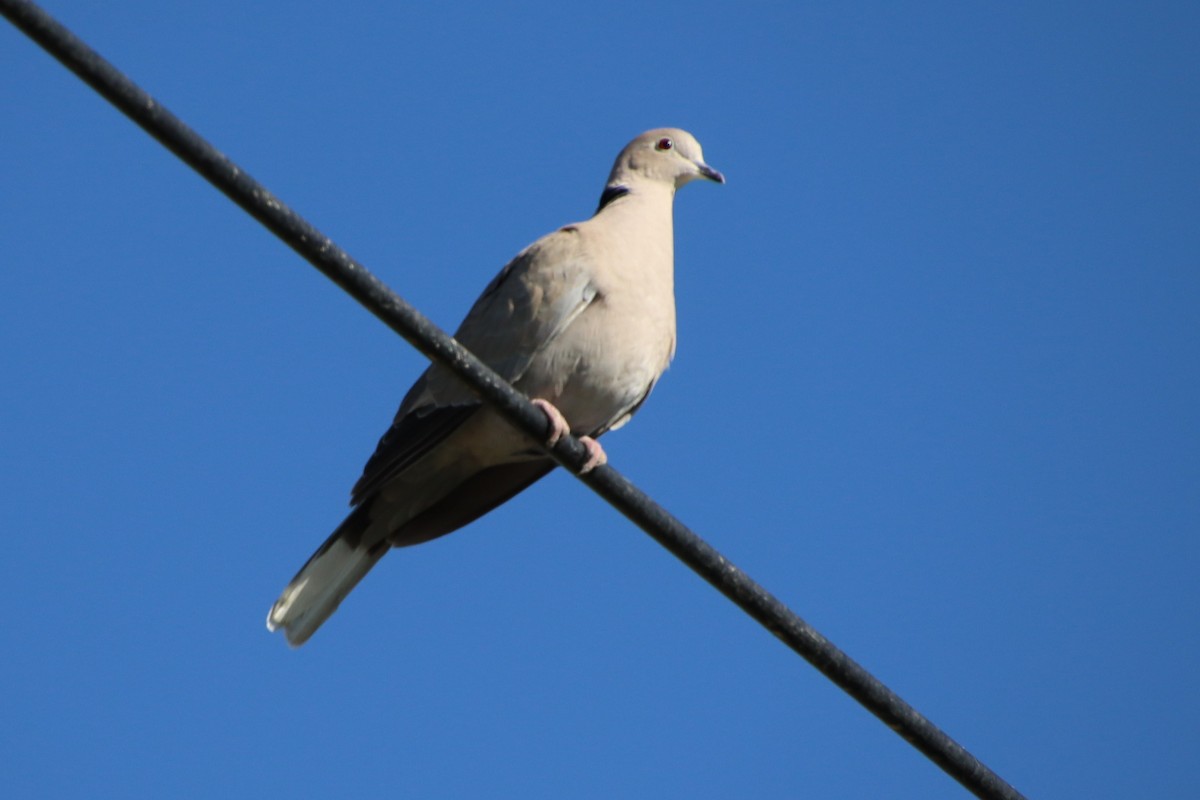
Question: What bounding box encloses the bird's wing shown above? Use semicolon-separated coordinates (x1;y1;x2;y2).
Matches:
350;230;597;504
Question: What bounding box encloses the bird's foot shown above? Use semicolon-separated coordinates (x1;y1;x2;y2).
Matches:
577;436;607;473
531;398;570;446
531;398;607;474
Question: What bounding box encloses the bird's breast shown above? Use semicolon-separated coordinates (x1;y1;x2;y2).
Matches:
520;276;675;435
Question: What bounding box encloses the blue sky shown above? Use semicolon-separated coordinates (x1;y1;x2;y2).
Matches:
2;2;1197;797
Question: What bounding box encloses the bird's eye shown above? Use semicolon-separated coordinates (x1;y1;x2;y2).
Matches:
655;137;674;151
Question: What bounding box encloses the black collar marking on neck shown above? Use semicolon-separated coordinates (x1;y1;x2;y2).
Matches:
596;184;631;213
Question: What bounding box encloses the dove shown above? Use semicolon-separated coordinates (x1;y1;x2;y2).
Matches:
267;128;724;645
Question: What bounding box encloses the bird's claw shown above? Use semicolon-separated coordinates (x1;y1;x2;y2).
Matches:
531;398;608;473
531;398;570;446
577;436;607;473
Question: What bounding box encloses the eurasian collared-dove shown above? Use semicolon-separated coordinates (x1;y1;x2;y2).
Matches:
267;128;724;646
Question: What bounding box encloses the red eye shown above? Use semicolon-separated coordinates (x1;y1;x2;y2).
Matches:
655;137;674;151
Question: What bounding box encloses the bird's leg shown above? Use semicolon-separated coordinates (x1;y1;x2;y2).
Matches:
531;398;608;474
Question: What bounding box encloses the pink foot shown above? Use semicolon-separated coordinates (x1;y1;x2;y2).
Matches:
531;399;608;473
531;398;570;446
577;436;608;474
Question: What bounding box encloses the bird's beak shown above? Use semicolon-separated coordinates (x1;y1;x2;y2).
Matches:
696;162;726;184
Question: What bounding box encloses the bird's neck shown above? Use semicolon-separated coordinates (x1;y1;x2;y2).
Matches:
597;175;677;204
594;180;676;227
596;184;631;213
589;180;676;291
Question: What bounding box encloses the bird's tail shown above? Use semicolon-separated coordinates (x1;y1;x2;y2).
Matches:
266;506;387;647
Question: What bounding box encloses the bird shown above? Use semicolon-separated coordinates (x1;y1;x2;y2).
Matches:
267;128;724;646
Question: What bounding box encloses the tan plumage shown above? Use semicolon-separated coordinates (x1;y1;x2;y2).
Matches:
267;128;724;646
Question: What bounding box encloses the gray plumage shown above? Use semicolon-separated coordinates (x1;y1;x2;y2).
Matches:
267;128;724;646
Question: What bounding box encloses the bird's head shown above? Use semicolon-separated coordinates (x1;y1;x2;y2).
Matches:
610;128;725;191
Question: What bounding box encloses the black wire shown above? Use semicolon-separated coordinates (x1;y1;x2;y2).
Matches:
1;2;1027;798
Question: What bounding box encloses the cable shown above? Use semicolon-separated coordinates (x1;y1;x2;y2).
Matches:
1;2;1027;798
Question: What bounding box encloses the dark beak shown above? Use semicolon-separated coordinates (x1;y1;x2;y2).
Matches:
697;162;726;184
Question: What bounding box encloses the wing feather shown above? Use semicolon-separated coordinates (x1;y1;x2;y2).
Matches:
349;229;597;504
